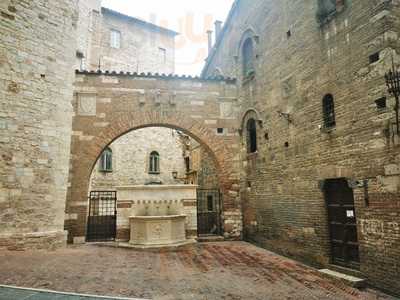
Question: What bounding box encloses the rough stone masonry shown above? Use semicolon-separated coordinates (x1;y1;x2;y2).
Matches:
0;0;77;249
202;0;400;295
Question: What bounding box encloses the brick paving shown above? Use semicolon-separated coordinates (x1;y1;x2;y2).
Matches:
0;285;141;300
0;242;395;300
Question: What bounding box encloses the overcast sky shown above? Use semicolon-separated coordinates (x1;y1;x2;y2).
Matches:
102;0;234;75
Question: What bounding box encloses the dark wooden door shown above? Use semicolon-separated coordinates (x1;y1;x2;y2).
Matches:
324;179;360;269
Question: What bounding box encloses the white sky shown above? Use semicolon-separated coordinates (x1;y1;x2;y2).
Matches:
102;0;234;75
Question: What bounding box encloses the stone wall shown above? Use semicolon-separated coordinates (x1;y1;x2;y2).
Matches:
87;8;176;74
89;127;187;189
0;0;77;249
66;72;242;243
203;0;400;295
75;0;101;70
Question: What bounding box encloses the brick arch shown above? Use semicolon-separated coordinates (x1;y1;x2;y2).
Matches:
87;111;235;189
65;73;242;243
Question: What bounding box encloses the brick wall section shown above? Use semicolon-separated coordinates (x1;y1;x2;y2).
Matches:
0;0;77;249
66;72;242;243
203;0;400;295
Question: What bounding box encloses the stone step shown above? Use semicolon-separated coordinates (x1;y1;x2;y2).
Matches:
327;264;364;278
197;235;225;242
319;268;367;288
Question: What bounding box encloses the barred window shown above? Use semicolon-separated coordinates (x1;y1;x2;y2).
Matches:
149;151;160;174
242;38;254;77
100;147;112;172
247;118;258;153
322;94;336;129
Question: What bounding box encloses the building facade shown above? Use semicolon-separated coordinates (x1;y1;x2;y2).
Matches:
75;1;177;73
202;0;400;294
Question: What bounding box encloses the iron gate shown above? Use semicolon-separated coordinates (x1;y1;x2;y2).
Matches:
197;189;222;235
86;191;117;242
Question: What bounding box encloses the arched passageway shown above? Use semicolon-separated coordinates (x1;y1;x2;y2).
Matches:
65;72;242;243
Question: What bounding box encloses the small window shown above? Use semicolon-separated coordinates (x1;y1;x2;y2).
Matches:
375;97;387;110
247;118;258;153
217;128;224;134
316;0;337;23
369;52;380;64
322;94;336;129
99;147;112;172
110;29;121;49
242;38;255;78
159;47;166;64
185;157;190;173
149;151;160;174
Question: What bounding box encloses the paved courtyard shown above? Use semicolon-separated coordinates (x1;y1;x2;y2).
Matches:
0;242;395;300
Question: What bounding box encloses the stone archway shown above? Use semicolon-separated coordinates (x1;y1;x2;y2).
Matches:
65;72;242;243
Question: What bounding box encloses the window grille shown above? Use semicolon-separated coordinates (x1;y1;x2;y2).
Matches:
100;147;112;172
242;38;255;77
322;94;336;129
247;118;258;153
149;151;160;174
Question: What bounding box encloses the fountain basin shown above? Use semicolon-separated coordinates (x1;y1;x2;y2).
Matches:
129;215;187;246
116;185;198;242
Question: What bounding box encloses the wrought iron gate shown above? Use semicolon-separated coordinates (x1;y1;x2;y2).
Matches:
197;189;222;235
324;179;360;269
86;191;117;242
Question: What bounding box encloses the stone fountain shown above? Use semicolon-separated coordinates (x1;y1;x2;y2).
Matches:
116;185;198;248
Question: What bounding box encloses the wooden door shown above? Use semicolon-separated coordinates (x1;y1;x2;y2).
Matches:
324;178;360;269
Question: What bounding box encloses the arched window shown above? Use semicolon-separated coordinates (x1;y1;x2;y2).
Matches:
149;151;160;174
322;94;336;128
247;118;258;153
242;38;254;77
99;147;112;172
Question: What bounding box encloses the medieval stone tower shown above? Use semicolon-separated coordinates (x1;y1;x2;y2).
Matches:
0;0;78;249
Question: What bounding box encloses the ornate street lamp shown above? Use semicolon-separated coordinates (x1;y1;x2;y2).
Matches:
385;63;400;135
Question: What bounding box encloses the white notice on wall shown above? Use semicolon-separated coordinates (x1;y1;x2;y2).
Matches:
346;210;354;218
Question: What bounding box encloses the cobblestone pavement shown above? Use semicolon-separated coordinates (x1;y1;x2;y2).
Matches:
0;242;395;300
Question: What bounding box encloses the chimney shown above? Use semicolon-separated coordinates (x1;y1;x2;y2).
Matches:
206;30;213;54
214;20;223;41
